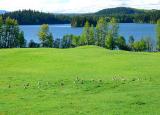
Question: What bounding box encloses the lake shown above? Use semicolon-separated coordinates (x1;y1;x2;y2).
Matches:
20;23;156;44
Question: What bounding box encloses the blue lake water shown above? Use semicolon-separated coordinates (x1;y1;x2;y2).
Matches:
20;23;156;44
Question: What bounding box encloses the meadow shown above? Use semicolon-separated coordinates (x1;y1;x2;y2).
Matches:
0;46;160;115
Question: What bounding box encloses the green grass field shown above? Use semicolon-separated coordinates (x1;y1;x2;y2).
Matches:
0;46;160;115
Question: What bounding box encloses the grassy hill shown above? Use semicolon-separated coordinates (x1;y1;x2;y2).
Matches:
0;46;160;114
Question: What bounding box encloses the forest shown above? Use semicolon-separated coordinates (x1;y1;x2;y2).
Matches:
71;7;160;27
1;10;71;25
1;7;160;27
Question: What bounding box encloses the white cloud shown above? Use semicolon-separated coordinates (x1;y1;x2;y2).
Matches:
0;0;160;13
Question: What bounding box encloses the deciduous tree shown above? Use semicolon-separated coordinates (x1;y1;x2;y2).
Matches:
38;24;53;47
95;17;108;47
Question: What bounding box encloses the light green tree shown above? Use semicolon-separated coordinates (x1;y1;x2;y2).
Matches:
89;24;95;45
80;21;90;45
38;24;49;45
5;17;19;48
105;18;119;50
105;33;115;50
38;24;53;47
72;35;80;47
109;18;119;41
95;17;108;47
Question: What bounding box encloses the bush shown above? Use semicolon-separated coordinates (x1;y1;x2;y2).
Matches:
133;39;147;51
116;36;129;50
28;40;40;48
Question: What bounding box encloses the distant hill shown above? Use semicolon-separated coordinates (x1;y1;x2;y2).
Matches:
71;7;160;27
0;10;7;14
95;7;148;15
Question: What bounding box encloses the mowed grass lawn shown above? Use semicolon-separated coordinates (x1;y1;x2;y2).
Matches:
0;46;160;115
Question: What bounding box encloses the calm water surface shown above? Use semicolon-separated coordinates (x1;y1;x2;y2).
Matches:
20;23;156;44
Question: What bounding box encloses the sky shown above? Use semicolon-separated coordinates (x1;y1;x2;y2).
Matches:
0;0;160;13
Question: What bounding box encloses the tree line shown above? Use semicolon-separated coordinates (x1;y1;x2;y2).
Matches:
2;10;71;25
71;7;160;27
36;17;160;52
0;16;160;52
1;8;160;27
71;11;160;27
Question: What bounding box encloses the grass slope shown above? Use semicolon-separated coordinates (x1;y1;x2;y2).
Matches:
0;46;160;115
